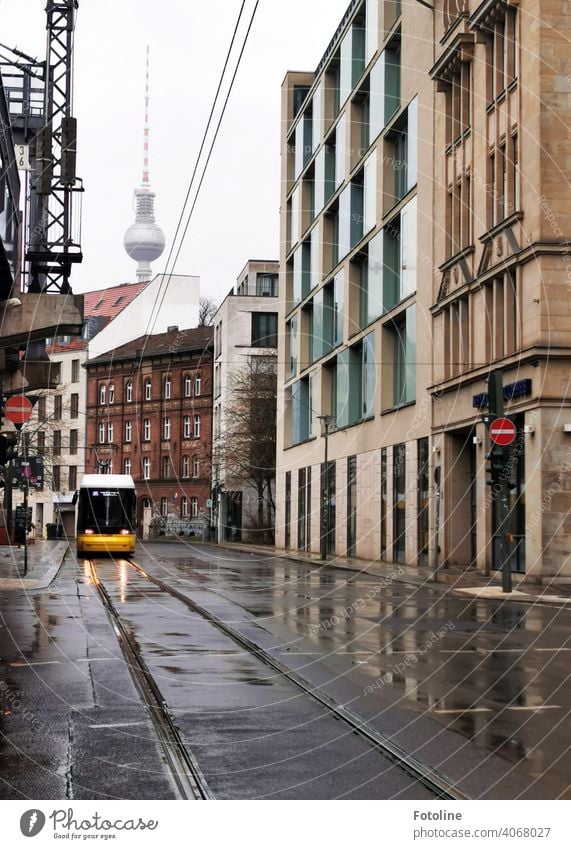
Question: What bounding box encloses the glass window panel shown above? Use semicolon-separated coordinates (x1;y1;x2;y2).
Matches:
293;245;303;303
336;349;350;428
369;53;385;143
400;196;417;299
291;185;300;247
312;82;322;153
383;220;401;311
310;223;321;291
315;148;325;213
351;182;364;247
407;96;418;191
366;0;379;63
312;290;323;362
361;332;375;417
385;45;401;122
288;316;298;376
335;113;347;188
367;230;384;324
295;119;304;179
364;150;377;234
333;271;344;346
338;184;352;259
340;31;353;106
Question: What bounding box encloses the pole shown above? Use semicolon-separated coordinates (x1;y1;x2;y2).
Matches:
320;422;330;562
487;370;512;593
23;483;28;576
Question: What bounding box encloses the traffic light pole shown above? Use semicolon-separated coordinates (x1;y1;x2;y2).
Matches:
23;482;28;576
487;371;512;593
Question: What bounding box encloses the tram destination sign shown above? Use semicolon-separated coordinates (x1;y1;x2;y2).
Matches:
489;418;517;446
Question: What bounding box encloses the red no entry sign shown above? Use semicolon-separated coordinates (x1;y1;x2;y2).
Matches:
489;417;516;446
4;395;33;426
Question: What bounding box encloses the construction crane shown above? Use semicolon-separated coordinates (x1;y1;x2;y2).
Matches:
25;0;83;294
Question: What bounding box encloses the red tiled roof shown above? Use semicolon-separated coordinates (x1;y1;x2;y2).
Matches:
87;326;213;365
46;281;149;355
83;281;149;320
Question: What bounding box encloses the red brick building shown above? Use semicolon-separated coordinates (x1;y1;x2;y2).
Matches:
85;326;213;534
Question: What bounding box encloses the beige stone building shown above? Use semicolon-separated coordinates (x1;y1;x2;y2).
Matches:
276;0;571;581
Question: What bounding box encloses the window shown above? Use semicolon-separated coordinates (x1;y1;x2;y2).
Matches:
192;456;200;478
53;430;61;457
162;456;170;479
252;312;278;347
390;305;416;407
161;497;168;517
124;458;132;476
68;465;77;491
338;181;363;260
98;422;105;444
183;416;191;438
70;393;79;418
292;239;311;304
164;376;171;399
181;496;189;517
99;384;106;405
51;362;62;384
287;316;298;377
193;415;201;438
335;332;375;426
37;431;45;451
143;418;151;441
445;63;471;147
69;429;78;455
125;421;132;442
182;455;190;478
483;7;518;103
285;471;292;548
53;395;62;421
194;374;202;396
347;456;357;557
191;496;199;518
256;273;278;296
184;375;192;397
38;397;46;422
163;417;171;440
393;443;406;563
53;465;60;491
142;457;150;479
145;379;152;400
126;380;133;402
71;359;80;383
107;422;114;443
289;376;310;445
108;383;115;404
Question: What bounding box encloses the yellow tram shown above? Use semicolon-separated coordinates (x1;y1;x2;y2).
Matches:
76;474;137;556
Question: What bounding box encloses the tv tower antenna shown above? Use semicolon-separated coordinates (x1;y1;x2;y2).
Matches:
124;46;165;282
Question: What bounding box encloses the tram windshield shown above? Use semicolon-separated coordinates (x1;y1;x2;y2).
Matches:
77;488;136;532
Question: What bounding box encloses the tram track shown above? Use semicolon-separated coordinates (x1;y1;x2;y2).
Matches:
121;557;468;801
88;560;213;801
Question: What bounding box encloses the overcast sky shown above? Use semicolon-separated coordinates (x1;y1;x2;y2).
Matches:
2;0;349;302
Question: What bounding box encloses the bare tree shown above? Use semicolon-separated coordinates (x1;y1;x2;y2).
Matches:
216;358;276;543
198;297;218;327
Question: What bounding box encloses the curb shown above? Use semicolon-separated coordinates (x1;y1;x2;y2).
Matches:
0;542;69;591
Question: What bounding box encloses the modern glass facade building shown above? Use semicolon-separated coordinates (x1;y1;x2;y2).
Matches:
276;0;571;581
277;0;434;566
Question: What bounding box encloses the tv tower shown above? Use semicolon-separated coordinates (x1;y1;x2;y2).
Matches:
124;46;165;282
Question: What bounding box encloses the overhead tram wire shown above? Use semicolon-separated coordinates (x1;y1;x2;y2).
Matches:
145;0;261;341
139;0;250;349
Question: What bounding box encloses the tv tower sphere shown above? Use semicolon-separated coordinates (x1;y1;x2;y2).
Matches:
124;47;165;282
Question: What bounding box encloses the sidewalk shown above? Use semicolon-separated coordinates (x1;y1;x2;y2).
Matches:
0;539;69;590
202;540;571;607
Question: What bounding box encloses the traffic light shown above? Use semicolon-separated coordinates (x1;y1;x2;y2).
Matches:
61;117;77;185
0;433;19;466
35;124;53;195
485;446;510;486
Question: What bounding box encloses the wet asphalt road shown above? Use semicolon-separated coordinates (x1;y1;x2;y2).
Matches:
1;542;570;799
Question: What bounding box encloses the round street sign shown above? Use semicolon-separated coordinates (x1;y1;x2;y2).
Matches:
4;395;33;426
489;417;516;446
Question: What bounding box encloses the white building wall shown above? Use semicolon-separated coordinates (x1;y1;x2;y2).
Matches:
88;274;200;358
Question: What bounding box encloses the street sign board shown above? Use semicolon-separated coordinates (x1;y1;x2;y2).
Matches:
11;457;44;490
4;395;33;426
489;417;516;446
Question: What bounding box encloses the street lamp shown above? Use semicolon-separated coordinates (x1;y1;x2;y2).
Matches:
317;414;335;561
